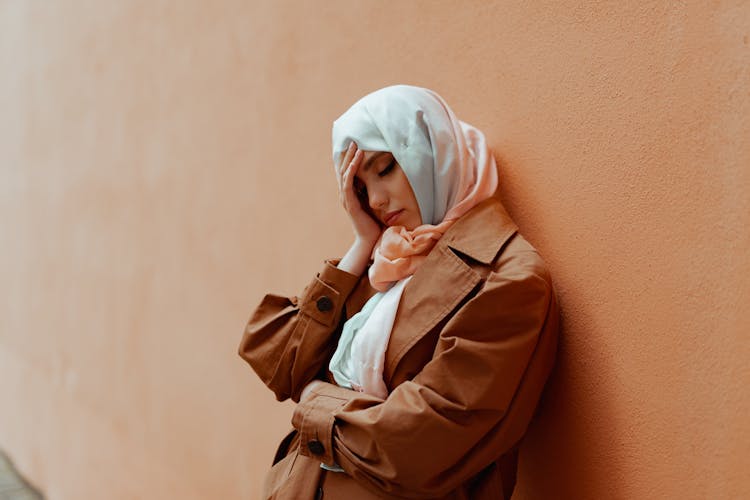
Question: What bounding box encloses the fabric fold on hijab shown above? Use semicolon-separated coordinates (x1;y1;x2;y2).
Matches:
368;223;446;292
328;84;499;399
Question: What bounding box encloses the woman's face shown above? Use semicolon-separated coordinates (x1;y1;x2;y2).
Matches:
353;150;422;230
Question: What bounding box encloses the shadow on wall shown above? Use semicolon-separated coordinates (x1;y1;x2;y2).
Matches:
0;449;45;499
514;314;627;499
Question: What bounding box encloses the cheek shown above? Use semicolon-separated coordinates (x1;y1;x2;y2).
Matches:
393;172;412;201
399;178;419;213
394;182;421;226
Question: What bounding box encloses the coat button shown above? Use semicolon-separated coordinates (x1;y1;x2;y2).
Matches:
307;439;325;455
316;296;333;312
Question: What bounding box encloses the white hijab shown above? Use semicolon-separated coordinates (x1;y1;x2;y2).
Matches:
328;84;498;398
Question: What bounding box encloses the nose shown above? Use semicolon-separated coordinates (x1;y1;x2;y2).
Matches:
368;188;387;211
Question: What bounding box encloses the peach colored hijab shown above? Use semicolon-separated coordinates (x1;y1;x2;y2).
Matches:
329;84;498;399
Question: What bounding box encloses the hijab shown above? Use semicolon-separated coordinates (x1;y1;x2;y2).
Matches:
328;84;498;398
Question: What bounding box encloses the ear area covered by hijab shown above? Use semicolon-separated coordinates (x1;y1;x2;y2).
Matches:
328;84;499;406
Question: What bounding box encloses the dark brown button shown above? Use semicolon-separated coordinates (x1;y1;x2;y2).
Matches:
316;296;333;312
307;439;325;455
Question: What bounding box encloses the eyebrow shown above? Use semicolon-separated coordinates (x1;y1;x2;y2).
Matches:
362;151;387;173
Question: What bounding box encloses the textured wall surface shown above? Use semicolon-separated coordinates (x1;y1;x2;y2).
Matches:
1;1;748;498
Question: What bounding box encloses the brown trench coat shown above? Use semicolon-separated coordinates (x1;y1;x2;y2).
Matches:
238;196;560;499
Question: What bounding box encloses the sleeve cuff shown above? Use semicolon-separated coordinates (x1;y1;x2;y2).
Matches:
299;259;361;328
292;383;358;467
319;258;361;294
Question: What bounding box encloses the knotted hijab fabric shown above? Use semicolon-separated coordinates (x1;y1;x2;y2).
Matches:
328;84;498;398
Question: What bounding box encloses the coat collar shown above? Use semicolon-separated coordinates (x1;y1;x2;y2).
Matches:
442;196;519;264
382;196;519;383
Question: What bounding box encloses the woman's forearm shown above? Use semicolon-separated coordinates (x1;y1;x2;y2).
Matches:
337;238;375;277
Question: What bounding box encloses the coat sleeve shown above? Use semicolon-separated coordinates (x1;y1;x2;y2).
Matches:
291;252;558;498
238;258;362;402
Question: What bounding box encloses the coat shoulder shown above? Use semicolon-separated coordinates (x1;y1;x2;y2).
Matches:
445;197;553;287
495;232;553;284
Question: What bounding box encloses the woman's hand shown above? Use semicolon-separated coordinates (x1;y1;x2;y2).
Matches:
337;142;382;249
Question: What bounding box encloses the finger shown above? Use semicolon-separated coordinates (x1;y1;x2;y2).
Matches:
341;149;361;184
338;146;356;183
340;159;356;194
341;165;353;204
340;166;355;204
343;150;361;190
344;155;364;210
338;158;352;192
336;145;356;189
338;142;357;173
350;148;362;171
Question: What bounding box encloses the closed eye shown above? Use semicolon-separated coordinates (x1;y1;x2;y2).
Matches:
378;160;395;177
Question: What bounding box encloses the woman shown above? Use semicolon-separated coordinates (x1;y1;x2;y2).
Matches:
238;84;560;499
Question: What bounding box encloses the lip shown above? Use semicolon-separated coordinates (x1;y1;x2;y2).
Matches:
384;209;404;225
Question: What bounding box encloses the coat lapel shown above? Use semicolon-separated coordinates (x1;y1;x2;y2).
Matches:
383;196;519;384
382;243;482;383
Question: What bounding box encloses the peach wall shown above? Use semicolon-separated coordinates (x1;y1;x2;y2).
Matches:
1;1;747;498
